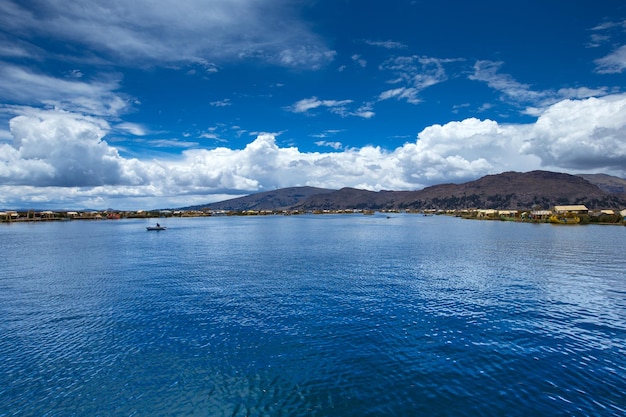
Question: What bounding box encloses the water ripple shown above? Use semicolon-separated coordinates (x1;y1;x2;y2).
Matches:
1;216;625;416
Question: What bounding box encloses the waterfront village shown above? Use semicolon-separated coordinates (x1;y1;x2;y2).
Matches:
1;205;626;225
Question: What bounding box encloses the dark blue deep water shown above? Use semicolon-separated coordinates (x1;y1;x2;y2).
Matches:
1;214;625;416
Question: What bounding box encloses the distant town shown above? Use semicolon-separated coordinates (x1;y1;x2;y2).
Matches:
2;205;625;225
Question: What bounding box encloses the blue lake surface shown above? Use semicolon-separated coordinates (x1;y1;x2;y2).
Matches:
1;214;625;416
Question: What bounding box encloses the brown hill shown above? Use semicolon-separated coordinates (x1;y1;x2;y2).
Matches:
392;170;620;210
292;171;625;211
193;171;626;212
577;173;626;195
187;186;334;211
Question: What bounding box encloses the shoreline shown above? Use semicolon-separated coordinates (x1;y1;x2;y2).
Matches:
2;209;625;226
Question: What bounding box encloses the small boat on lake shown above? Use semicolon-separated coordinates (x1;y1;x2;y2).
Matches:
146;223;167;231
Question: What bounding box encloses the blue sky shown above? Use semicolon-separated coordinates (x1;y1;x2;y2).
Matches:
1;0;626;210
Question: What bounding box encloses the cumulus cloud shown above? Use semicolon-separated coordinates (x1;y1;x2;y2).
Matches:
521;95;626;170
401;118;538;183
0;0;335;69
2;95;626;210
1;109;145;187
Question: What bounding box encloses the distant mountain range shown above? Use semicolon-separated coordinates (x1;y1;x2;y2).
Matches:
181;171;626;211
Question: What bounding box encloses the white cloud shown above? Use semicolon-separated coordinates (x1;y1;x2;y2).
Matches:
148;139;199;148
589;18;626;71
210;99;232;107
278;47;336;69
352;54;367;68
470;60;613;113
594;45;626;74
0;0;335;69
0;39;42;59
2;95;626;210
315;140;343;150
352;103;375;119
310;129;344;139
365;40;407;50
1;109;146;187
378;87;420;104
288;98;375;119
402;118;537;183
116;122;147;136
521;94;626;170
0;64;129;116
0;128;12;141
378;55;461;104
199;132;220;140
469;60;543;103
555;87;610;100
288;97;353;115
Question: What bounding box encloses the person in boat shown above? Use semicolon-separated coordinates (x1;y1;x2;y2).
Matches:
156;223;160;227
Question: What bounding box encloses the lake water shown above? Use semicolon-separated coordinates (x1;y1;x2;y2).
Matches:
1;214;625;416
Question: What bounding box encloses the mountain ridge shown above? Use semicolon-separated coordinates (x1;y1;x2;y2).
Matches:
183;171;626;211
